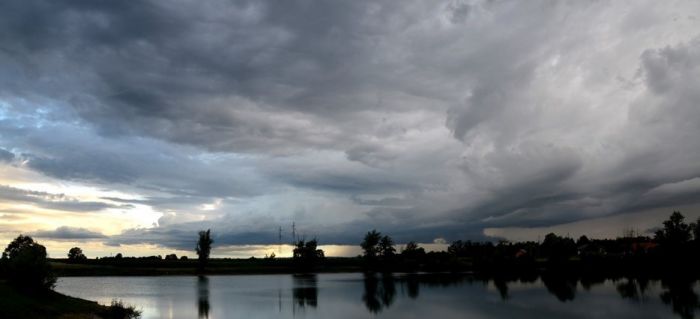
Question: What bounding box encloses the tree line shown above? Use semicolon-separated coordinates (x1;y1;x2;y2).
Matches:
2;211;700;291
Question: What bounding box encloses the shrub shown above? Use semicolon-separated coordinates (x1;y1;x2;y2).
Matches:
99;299;141;319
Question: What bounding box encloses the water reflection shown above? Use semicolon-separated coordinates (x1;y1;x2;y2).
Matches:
616;278;649;301
660;278;700;319
405;274;419;299
541;274;577;302
493;278;509;300
54;273;700;319
293;274;318;308
197;276;210;319
362;273;397;313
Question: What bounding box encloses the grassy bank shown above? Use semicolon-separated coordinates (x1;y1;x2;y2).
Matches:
51;257;364;276
0;280;138;319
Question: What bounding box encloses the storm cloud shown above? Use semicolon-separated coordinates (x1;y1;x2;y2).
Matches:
1;1;700;253
33;226;107;240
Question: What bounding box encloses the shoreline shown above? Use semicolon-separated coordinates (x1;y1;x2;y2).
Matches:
0;280;138;319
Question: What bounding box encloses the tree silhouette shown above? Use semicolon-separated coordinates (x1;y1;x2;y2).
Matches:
293;239;324;270
196;229;213;270
361;230;382;261
379;235;396;258
1;235;56;292
576;235;590;247
541;233;576;264
67;247;87;262
655;212;692;246
401;241;425;259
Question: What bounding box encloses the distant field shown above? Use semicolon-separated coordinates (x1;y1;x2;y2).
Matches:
50;257;364;276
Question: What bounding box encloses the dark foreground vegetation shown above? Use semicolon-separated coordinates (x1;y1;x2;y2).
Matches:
0;236;140;319
0;282;139;319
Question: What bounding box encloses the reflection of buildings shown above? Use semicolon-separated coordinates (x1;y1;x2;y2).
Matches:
293;274;318;309
197;276;210;319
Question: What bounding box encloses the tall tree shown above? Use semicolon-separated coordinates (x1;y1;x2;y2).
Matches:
196;229;214;269
361;230;382;260
655;212;692;246
2;235;56;292
378;235;395;258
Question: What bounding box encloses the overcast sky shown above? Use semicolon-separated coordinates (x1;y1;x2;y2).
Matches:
1;0;700;258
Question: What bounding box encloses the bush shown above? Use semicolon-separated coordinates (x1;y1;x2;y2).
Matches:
1;235;56;293
99;299;141;319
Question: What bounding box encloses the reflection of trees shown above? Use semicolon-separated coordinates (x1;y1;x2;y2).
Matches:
660;278;699;319
197;276;210;319
493;279;509;301
405;274;420;299
616;278;649;302
293;274;318;308
362;273;396;313
541;274;577;302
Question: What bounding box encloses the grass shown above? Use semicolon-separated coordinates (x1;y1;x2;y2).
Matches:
0;280;140;319
50;257;364;276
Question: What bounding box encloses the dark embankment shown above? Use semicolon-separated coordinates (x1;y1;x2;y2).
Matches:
0;280;138;319
51;257;364;276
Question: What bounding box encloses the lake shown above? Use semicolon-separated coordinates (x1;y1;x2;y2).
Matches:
55;273;698;319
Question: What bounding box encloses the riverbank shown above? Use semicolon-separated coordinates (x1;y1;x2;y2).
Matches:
0;280;139;319
50;257;365;276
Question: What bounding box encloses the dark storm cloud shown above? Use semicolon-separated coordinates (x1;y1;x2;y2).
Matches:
106;211;490;249
2;1;700;249
33;226;107;239
0;185;125;212
0;0;447;153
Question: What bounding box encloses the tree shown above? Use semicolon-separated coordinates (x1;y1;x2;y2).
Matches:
361;230;382;260
401;241;425;259
541;233;576;263
164;254;178;260
655;212;692;246
2;235;56;292
114;253;123;259
293;238;325;270
67;247;87;262
692;217;700;242
576;235;590;247
196;229;214;269
378;235;395;258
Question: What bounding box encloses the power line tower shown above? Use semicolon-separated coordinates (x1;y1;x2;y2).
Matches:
278;226;282;255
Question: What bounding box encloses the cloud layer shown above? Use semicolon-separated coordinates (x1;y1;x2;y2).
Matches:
1;1;700;253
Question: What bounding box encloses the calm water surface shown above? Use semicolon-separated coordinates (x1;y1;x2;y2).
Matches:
55;273;699;319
